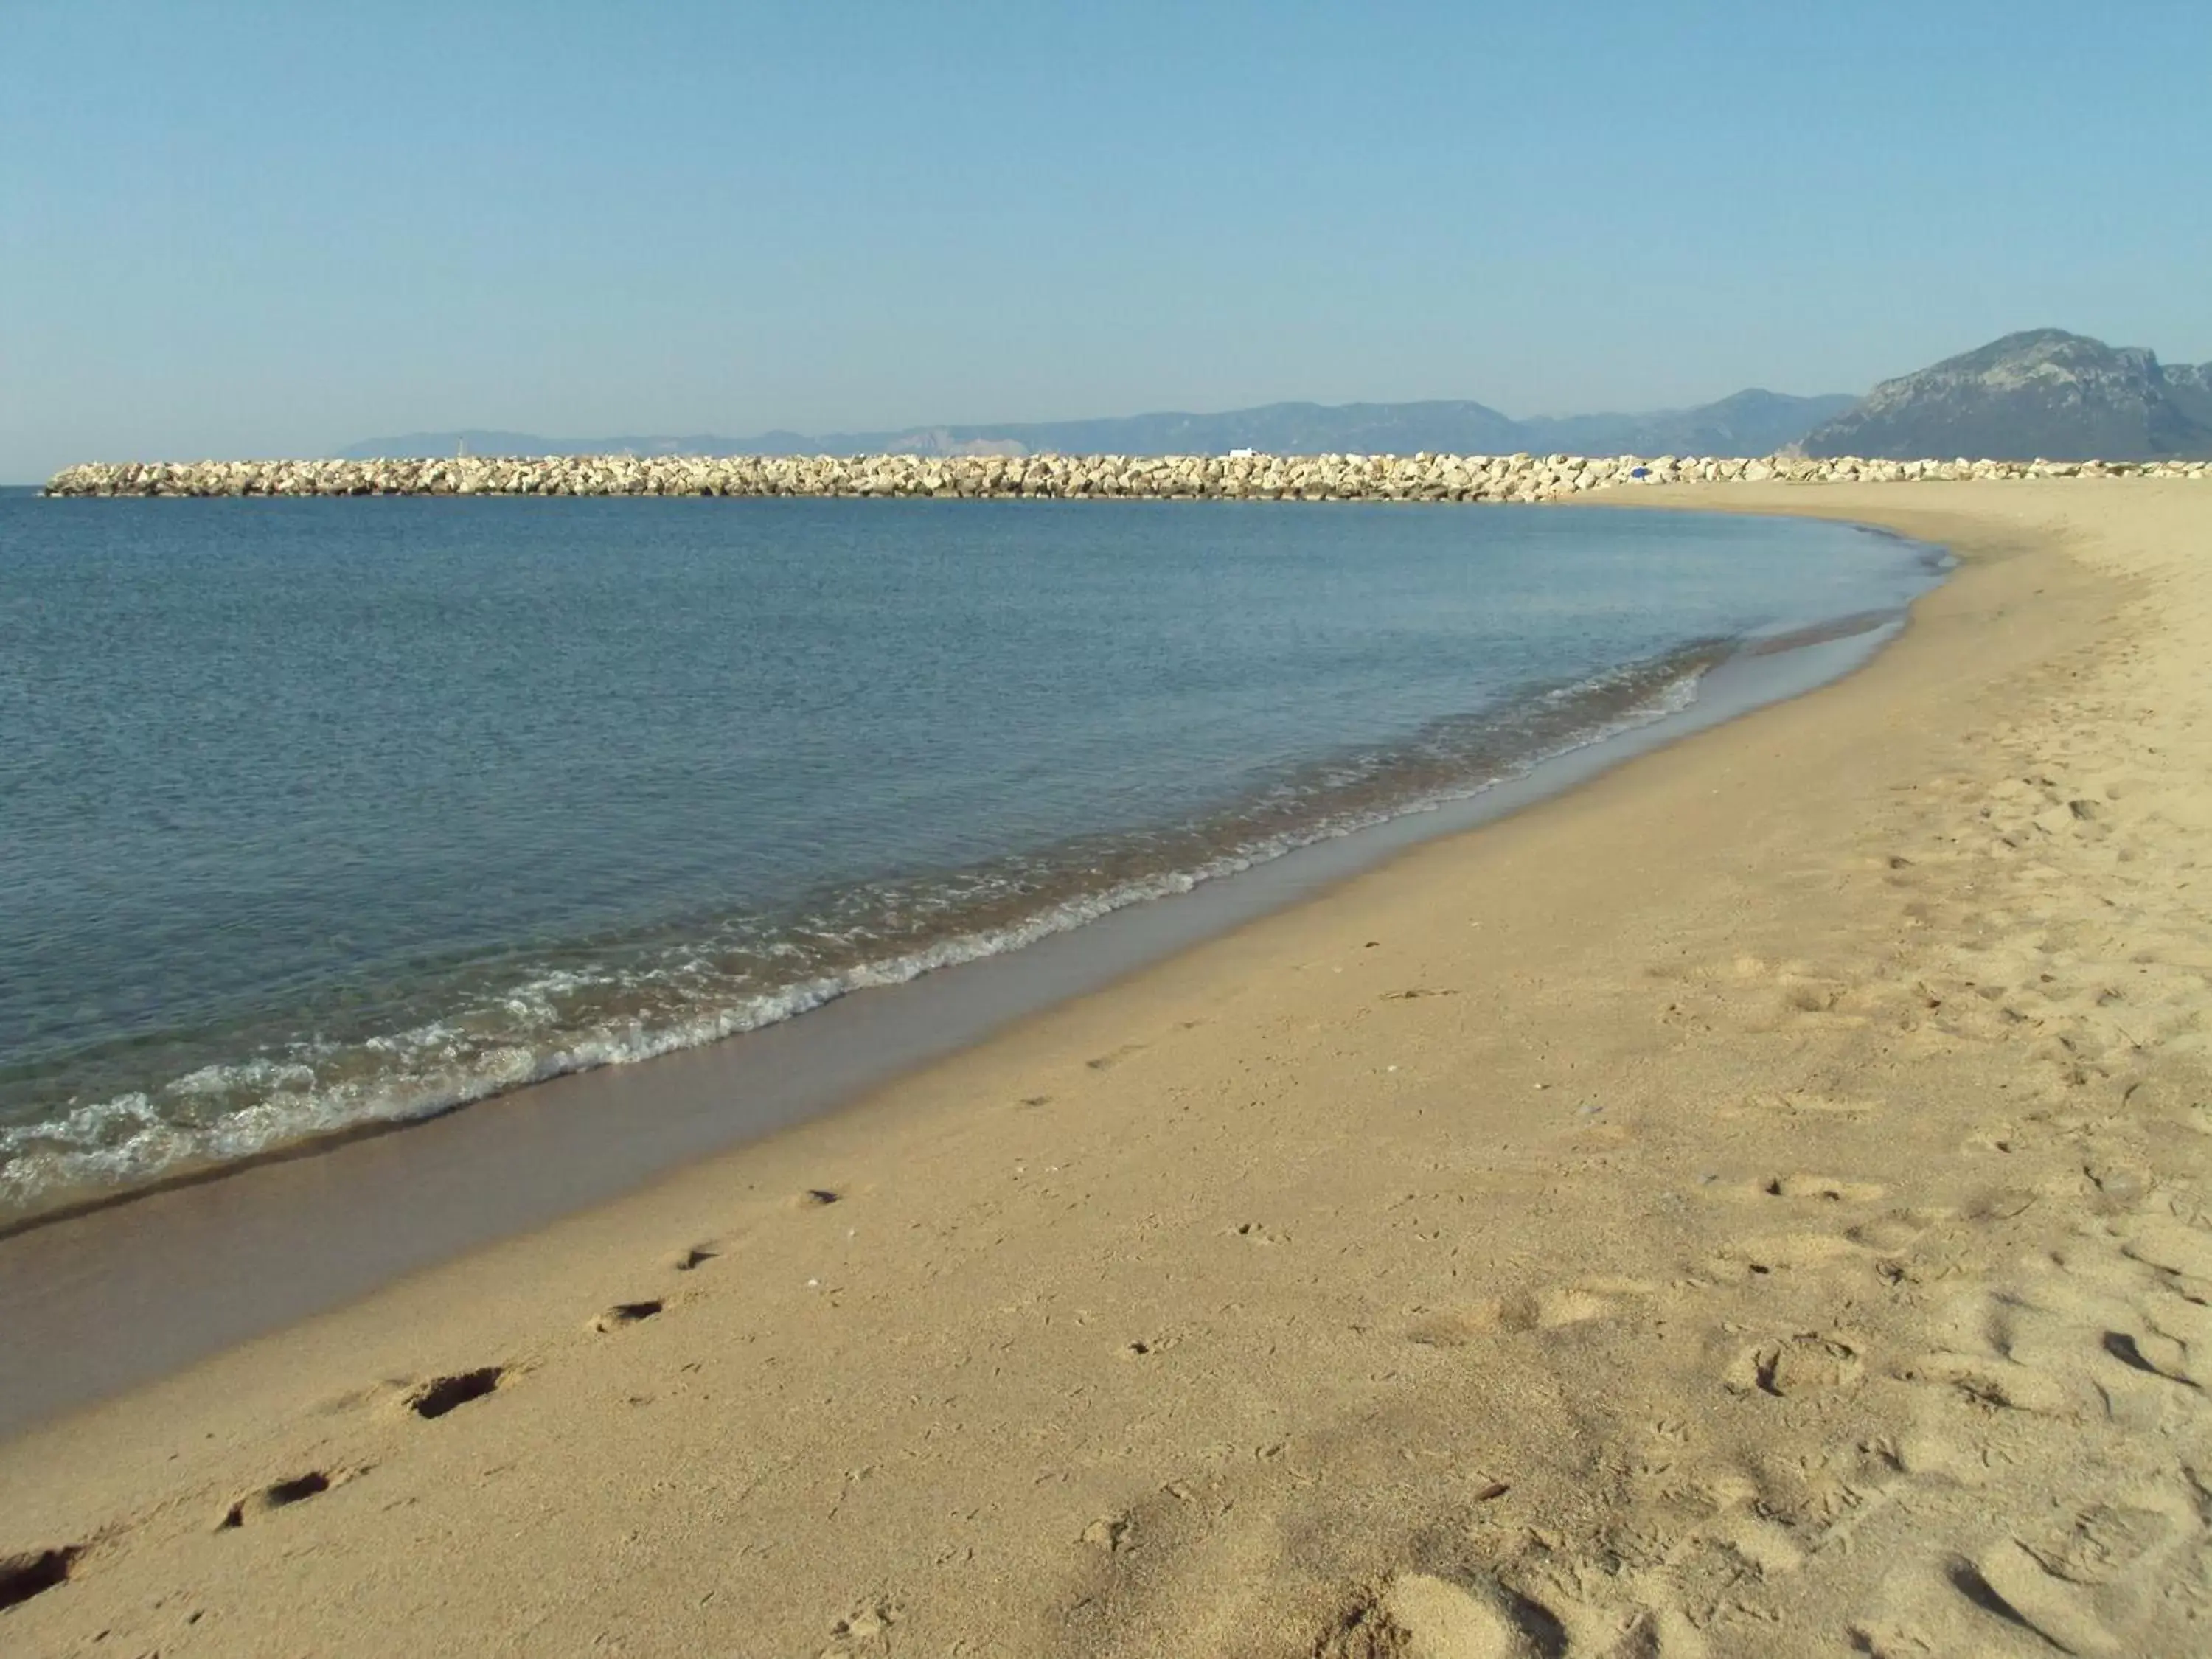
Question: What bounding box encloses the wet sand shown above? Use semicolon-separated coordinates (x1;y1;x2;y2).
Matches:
4;481;2210;1656
0;590;1913;1440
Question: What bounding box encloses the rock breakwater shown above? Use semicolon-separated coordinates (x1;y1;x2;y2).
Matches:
41;451;2212;501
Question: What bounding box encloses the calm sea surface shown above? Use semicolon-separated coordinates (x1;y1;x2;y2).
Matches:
0;494;1941;1219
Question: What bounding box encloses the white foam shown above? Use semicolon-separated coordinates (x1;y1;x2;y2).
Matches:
0;663;1706;1222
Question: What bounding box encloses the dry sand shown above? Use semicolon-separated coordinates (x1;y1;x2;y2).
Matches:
4;481;2210;1656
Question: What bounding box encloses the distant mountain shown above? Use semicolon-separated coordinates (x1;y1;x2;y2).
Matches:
338;428;821;461
936;401;1534;458
2162;361;2212;429
339;389;1854;462
1517;389;1858;459
1802;330;2212;462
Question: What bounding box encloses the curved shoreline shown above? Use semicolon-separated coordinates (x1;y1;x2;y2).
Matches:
15;480;2212;1657
0;515;1933;1435
0;502;1935;1236
0;641;1725;1236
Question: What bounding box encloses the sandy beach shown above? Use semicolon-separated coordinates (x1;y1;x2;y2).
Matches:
4;480;2209;1656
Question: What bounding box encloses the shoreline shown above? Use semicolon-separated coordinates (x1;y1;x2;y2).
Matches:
0;530;1924;1430
0;499;1936;1239
5;481;2210;1656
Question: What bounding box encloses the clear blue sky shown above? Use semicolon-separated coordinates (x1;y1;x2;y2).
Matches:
4;0;2208;479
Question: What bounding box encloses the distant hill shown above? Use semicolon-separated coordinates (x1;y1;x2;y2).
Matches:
2162;361;2212;429
1802;330;2212;462
1517;389;1857;460
340;389;1855;462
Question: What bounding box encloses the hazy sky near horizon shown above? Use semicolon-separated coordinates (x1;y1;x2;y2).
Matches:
4;1;2208;480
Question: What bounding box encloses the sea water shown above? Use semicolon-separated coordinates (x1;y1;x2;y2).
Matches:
0;493;1941;1220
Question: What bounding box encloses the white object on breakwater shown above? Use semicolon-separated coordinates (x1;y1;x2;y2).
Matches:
40;451;2212;500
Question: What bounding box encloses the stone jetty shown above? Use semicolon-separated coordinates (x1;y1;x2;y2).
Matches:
41;451;2212;501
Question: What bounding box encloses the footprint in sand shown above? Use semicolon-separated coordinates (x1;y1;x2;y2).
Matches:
819;1596;902;1657
1846;1211;1933;1254
2118;1215;2212;1282
1078;1514;1135;1553
403;1366;507;1420
1312;1573;1566;1659
1951;1540;2136;1658
1778;977;1851;1015
1898;1351;2076;1417
1318;1568;1719;1659
670;1243;718;1271
0;1546;80;1612
1725;1333;1865;1398
1983;1494;2201;1655
218;1468;354;1529
591;1299;666;1332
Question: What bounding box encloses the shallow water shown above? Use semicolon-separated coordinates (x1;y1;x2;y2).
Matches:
0;495;1941;1218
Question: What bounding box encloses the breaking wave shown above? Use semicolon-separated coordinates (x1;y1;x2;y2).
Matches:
0;644;1719;1223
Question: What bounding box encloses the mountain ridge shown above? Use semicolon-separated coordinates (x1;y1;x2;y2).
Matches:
332;331;2212;465
340;390;1856;462
1802;330;2212;461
